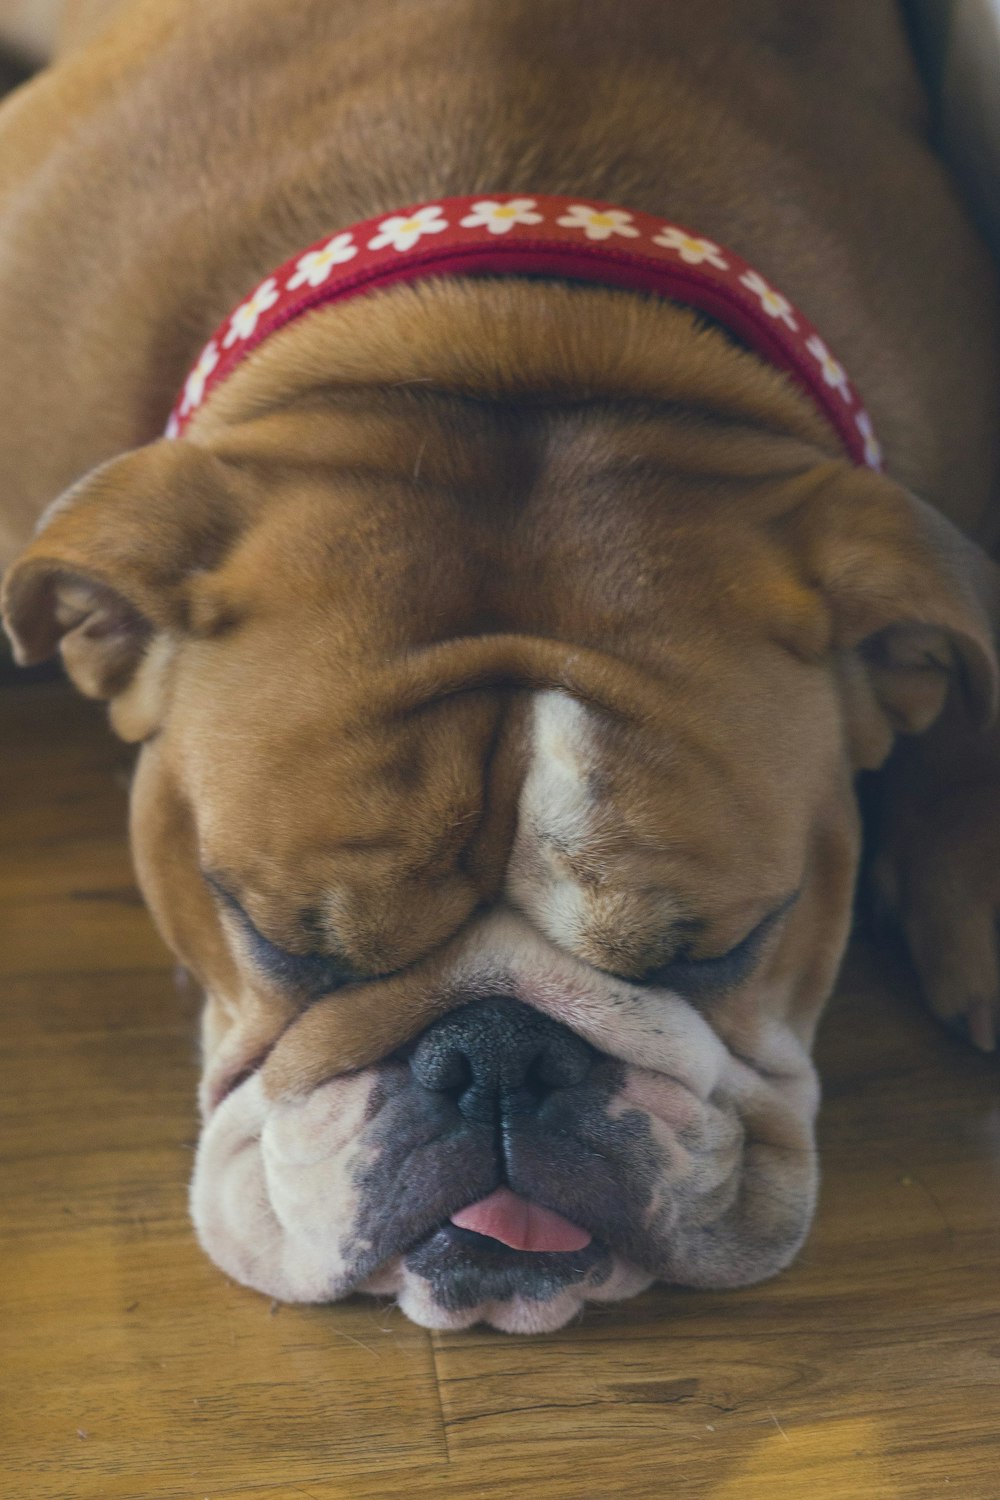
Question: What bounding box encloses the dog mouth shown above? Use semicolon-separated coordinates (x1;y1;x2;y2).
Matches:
404;1189;607;1305
397;1182;613;1311
205;1023;649;1301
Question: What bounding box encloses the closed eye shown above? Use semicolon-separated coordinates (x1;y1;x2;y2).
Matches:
236;924;360;1000
204;875;360;1000
641;890;799;1000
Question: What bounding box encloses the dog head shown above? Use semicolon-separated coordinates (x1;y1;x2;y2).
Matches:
5;285;996;1330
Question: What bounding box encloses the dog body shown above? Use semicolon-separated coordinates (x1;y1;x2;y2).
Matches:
2;0;999;1331
1;0;999;548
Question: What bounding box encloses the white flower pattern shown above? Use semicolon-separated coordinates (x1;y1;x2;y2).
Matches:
367;205;449;253
805;334;850;399
223;277;281;348
739;269;798;330
653;226;728;269
459;198;544;235
855;411;883;469
180;339;220;415
286;233;358;289
555;204;640;241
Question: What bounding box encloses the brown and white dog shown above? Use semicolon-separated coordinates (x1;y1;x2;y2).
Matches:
1;0;999;1333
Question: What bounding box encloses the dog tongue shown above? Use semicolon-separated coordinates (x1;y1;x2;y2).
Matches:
451;1188;592;1252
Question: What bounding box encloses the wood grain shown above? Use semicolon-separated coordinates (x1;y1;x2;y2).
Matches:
2;679;999;1500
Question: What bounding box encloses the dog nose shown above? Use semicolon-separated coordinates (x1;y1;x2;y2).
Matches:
410;998;594;1123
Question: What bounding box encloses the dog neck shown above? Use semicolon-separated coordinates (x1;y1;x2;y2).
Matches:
168;194;880;470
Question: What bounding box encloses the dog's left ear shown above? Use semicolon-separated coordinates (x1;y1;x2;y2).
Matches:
784;463;1000;769
2;440;253;739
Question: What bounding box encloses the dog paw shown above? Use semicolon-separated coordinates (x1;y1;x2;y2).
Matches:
870;780;1000;1053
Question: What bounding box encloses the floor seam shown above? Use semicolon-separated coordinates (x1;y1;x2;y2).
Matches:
429;1332;454;1465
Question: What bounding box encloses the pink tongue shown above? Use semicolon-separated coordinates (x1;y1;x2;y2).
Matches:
451;1187;591;1252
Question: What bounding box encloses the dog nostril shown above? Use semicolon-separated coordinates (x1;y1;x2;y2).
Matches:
431;1051;473;1094
409;1043;474;1095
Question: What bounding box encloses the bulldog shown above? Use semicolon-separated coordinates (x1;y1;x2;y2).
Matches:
2;0;999;1334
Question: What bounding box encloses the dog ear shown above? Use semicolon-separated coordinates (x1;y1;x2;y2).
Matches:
2;440;252;738
785;464;1000;769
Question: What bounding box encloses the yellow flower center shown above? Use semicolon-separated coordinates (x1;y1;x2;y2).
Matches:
494;205;517;218
589;213;614;227
400;219;423;234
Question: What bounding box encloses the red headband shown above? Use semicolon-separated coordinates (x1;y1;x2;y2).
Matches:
168;193;881;469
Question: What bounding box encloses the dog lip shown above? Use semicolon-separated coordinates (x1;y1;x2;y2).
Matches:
450;1186;593;1251
391;1183;607;1266
370;1173;605;1266
209;1024;295;1113
440;1221;602;1260
210;1052;271;1112
402;1223;608;1294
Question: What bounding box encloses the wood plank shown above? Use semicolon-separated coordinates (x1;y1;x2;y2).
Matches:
3;1236;447;1499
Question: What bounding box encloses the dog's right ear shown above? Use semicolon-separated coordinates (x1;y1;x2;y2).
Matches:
2;441;254;735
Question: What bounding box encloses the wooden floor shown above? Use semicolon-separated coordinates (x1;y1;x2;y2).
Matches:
2;675;999;1500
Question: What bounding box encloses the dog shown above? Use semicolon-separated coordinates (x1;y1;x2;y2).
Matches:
1;0;998;1334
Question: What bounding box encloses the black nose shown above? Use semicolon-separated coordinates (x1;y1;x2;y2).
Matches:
410;998;594;1123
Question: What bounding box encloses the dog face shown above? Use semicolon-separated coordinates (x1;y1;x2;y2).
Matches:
132;656;854;1331
4;290;995;1331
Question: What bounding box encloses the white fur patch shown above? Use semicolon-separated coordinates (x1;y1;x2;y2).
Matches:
190;1070;375;1302
507;689;683;970
507;690;600;950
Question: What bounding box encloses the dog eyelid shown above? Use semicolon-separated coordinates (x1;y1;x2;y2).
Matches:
641;888;800;997
201;870;360;998
241;935;359;1000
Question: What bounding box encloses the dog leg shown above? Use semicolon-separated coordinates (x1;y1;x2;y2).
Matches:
870;700;1000;1052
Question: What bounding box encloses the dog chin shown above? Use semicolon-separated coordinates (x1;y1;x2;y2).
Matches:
361;1254;655;1333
